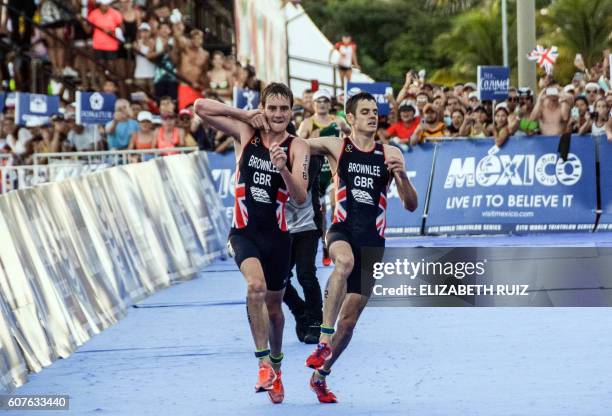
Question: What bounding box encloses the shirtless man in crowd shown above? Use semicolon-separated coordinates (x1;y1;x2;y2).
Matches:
177;29;210;110
530;86;571;136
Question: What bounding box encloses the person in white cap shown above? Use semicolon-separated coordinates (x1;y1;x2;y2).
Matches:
128;111;156;151
134;22;156;94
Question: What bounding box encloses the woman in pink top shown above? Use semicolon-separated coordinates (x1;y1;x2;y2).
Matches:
88;0;123;73
155;113;185;154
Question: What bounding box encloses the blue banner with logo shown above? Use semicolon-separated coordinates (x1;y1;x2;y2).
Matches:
14;93;60;126
233;88;260;110
477;66;510;101
345;82;392;116
425;136;597;234
207;152;236;223
0;92;5;114
76;91;116;125
596;137;612;231
386;143;435;237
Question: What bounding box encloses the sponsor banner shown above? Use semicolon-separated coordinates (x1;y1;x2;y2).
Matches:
477;66;510;101
597;137;612;231
207;151;237;224
233;87;260;110
365;247;612;306
345;82;393;116
0;92;5;114
386;143;435;237
75;91;116;125
14;93;60;126
426;137;597;234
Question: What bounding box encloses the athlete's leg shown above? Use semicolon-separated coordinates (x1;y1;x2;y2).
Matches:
320;240;354;344
240;258;270;351
321;293;368;371
265;289;285;360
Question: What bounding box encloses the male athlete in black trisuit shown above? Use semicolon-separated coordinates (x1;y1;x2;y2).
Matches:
194;83;309;404
304;92;418;403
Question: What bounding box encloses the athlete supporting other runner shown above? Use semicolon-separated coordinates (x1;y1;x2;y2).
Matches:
304;92;418;403
194;83;309;404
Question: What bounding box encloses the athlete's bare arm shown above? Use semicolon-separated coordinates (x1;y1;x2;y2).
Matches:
194;98;259;144
273;137;309;205
297;117;313;139
384;144;418;211
307;136;344;171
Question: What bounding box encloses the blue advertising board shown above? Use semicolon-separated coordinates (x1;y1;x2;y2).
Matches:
233;88;260;110
596;137;612;231
76;91;116;125
0;92;5;114
208;152;236;224
345;82;392;116
425;136;597;234
14;93;60;126
477;66;510;101
385;143;435;237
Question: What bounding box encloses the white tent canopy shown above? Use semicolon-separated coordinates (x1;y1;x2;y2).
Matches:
284;3;374;98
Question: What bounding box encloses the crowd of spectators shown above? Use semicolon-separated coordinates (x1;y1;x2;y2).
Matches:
0;0;263;164
0;2;611;169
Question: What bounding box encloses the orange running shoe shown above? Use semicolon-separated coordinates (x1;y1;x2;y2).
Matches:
310;372;338;403
305;342;332;369
254;362;277;393
322;247;332;266
267;370;284;404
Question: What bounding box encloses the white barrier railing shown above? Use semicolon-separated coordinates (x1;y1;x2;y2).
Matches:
32;147;199;166
1;163;108;194
0;151;229;392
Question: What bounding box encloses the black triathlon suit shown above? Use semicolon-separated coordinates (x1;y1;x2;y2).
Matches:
228;134;295;291
327;137;390;296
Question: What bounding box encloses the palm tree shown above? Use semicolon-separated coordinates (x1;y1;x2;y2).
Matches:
426;0;482;13
540;0;612;68
432;2;516;80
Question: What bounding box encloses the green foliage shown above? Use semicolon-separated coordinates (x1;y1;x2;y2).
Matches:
301;0;611;87
302;0;449;91
539;0;612;68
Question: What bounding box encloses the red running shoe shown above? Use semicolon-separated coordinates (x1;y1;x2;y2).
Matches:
322;247;332;267
267;370;284;403
305;342;332;369
310;372;338;403
254;362;277;392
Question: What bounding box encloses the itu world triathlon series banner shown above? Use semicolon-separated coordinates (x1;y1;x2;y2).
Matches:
596;137;612;231
385;142;435;237
425;137;597;234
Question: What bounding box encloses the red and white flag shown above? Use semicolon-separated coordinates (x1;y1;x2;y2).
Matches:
527;45;558;75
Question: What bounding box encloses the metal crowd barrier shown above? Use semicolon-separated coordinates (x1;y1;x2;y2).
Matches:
0;163;107;194
32;147;199;166
0;152;229;392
